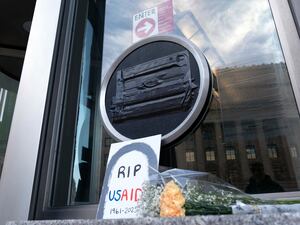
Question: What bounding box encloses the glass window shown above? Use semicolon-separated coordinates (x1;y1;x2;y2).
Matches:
290;146;298;158
225;148;236;160
205;150;216;161
70;19;100;204
49;0;300;210
186;152;195;162
50;0;106;207
268;144;279;159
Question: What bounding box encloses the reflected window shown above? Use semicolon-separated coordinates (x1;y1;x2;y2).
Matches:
225;147;236;160
246;145;256;160
206;150;216;161
290;146;298;158
186;151;195;162
268;144;278;159
98;0;300;195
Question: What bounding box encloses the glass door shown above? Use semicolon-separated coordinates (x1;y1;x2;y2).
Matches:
34;0;300;219
101;0;300;196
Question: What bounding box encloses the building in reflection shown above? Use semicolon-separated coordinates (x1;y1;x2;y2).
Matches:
97;8;300;194
100;63;300;193
96;4;300;197
174;62;300;192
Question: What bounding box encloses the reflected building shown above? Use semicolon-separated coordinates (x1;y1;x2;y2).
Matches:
167;8;300;192
100;63;300;193
98;6;300;194
174;63;300;192
98;1;300;197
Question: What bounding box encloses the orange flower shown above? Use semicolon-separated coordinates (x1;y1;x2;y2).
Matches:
160;180;185;217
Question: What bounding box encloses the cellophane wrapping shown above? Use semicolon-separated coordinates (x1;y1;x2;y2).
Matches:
138;168;300;217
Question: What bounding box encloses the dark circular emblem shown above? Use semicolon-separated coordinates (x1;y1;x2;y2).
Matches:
100;35;212;145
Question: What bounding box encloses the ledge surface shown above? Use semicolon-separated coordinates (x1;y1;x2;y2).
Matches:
6;213;300;225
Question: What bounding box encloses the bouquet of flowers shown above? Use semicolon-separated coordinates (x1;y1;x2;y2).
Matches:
139;169;300;217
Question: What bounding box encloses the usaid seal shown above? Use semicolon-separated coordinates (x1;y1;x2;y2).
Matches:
100;35;212;145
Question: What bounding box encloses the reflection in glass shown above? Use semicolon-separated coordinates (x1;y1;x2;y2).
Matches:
225;148;236;161
185;152;195;162
246;145;256;160
69;17;104;204
268;145;278;159
100;0;300;194
290;146;298;158
102;0;300;193
205;150;216;161
66;0;300;205
71;21;95;204
245;162;285;194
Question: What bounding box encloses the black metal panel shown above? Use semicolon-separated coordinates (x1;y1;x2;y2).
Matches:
110;50;197;122
105;41;202;140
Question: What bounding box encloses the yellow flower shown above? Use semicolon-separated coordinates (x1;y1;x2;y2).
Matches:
160;180;185;217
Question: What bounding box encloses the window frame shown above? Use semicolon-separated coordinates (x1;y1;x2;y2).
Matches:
245;145;257;160
205;149;216;161
225;146;236;161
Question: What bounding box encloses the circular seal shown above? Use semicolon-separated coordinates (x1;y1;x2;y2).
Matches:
100;35;212;145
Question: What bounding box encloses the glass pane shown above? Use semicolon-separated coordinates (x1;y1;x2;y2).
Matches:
0;71;18;178
51;0;107;206
101;0;300;194
69;14;111;204
71;20;95;204
59;0;300;207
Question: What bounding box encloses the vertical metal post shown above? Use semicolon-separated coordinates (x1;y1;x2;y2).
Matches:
0;0;62;224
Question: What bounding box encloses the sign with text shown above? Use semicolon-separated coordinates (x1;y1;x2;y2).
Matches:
96;135;161;219
132;0;173;42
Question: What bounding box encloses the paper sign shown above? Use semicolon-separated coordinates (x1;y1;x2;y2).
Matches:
133;7;159;42
133;0;174;42
96;135;161;219
157;0;174;34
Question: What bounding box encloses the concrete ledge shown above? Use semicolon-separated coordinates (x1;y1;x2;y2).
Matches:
6;213;300;225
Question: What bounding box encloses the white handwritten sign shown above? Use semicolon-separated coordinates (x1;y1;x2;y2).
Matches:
96;135;161;219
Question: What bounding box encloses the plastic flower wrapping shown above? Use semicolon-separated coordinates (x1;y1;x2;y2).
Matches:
138;169;300;217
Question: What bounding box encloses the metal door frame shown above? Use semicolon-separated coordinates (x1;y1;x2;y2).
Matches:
0;0;62;224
